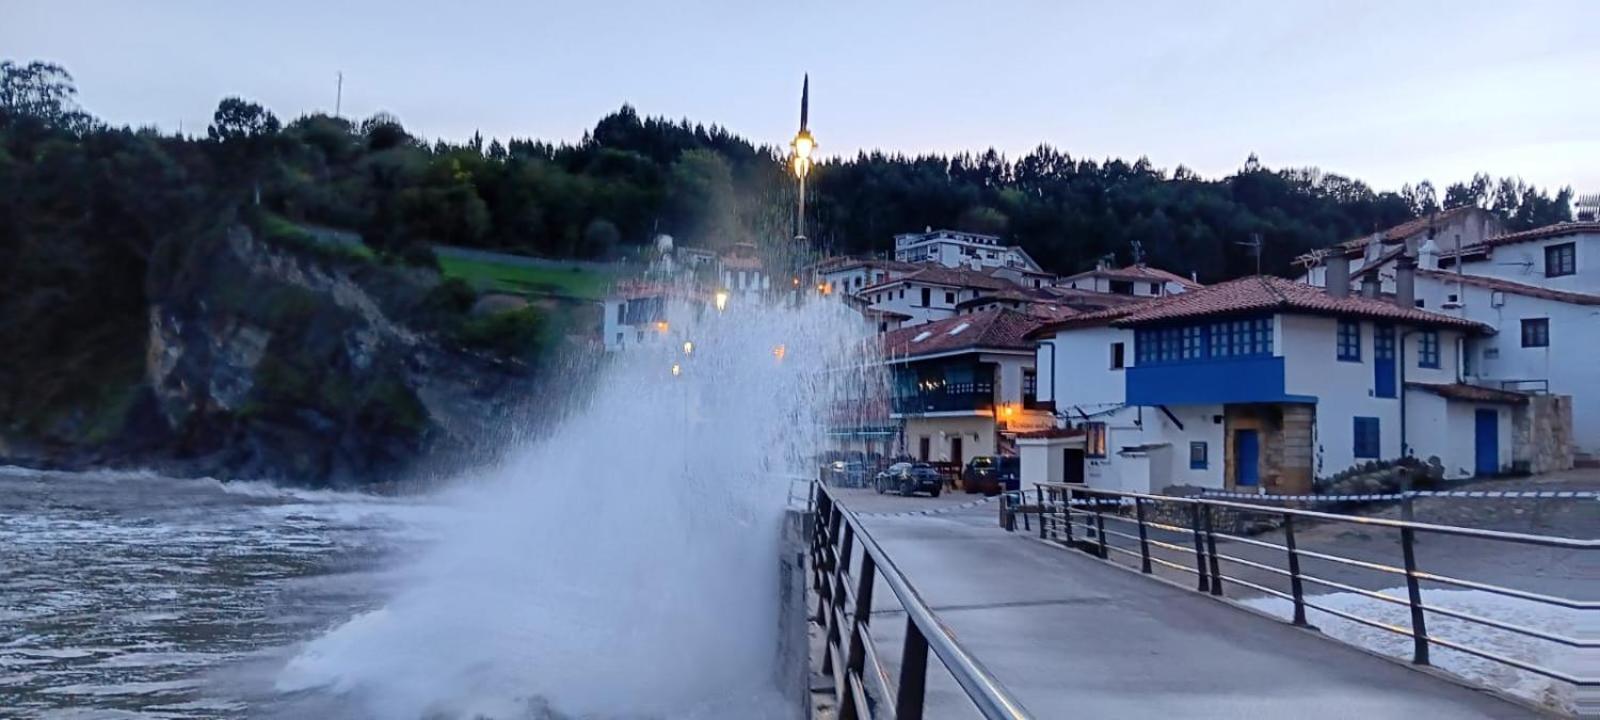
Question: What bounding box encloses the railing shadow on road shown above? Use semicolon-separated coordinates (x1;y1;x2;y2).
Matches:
811;482;1033;720
1013;483;1597;696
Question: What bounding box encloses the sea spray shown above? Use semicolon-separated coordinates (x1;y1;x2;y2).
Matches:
276;292;884;719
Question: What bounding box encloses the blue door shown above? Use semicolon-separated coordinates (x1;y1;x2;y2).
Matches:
1374;324;1396;398
1235;430;1260;486
1474;409;1499;476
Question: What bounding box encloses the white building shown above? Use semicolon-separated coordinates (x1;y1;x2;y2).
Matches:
1297;206;1505;293
812;257;920;298
1057;263;1201;298
600;283;671;352
881;309;1054;465
1025;275;1511;495
893;228;1043;272
1304;220;1597;460
856;266;1015;327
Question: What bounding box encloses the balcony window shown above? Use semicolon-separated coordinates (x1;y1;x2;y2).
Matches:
1545;243;1576;277
1418;331;1440;369
1136;316;1271;366
1337;320;1361;361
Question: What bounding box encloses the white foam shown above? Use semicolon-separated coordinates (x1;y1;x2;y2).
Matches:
276;294;878;719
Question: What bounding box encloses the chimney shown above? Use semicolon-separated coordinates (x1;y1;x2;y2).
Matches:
1362;279;1381;298
1417;238;1440;271
1395;255;1416;309
1326;254;1351;298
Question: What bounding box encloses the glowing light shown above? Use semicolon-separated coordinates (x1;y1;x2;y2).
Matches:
655;321;669;333
671;363;681;377
714;290;729;312
772;344;787;361
1002;404;1015;418
682;341;694;355
792;276;801;287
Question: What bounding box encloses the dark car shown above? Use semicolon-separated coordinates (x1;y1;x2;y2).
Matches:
963;456;1020;495
875;462;942;497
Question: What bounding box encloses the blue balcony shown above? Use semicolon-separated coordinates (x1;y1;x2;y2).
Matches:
1126;356;1313;406
893;381;995;415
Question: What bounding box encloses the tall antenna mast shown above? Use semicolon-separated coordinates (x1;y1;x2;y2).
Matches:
1235;233;1263;275
335;71;344;118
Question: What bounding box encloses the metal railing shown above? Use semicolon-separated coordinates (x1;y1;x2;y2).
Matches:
810;483;1033;720
1023;483;1597;690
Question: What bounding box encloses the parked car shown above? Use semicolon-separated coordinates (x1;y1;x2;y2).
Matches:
827;459;869;487
963;456;1020;495
875;462;942;497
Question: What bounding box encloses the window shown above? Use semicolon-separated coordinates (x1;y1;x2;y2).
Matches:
1545;243;1576;277
1417;330;1440;369
1462;339;1474;376
616;304;625;324
1135;317;1270;364
1110;342;1126;369
1353;417;1381;459
1521;318;1549;348
615;332;623;345
1149;283;1161;295
1109;280;1134;295
919;287;931;307
1337;320;1361;361
1181;326;1204;359
944;291;955;305
1189;441;1208;470
1085;422;1107;458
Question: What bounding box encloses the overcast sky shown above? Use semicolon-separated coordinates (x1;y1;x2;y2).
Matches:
4;0;1596;194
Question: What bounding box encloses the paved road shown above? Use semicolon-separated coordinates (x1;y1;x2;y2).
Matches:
826;488;1534;719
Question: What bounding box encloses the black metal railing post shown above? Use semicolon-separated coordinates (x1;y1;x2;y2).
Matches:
1134;496;1152;574
1400;525;1430;665
1203;504;1223;596
1060;486;1073;545
1094;501;1109;559
823;523;856;676
1283;512;1308;627
839;553;878;720
896;618;930;720
1036;486;1046;540
1189;503;1210;592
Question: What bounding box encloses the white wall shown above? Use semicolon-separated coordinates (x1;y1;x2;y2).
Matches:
1280;314;1465;476
1417;274;1600;453
1405;393;1514;479
1455;232;1599;294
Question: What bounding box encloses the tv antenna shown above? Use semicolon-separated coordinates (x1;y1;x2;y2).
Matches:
335;71;343;118
1129;239;1146;265
1235;233;1263;275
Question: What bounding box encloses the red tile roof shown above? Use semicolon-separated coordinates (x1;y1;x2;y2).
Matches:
1107;275;1488;331
1417;270;1600;306
1460;222;1600;252
880;308;1043;360
1062;264;1202;289
813;256;922;274
1336;206;1482;251
1024;299;1158;338
860;265;1015;294
1405;382;1529;405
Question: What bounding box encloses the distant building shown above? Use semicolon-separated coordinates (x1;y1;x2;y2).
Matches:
1301;217;1597;461
856;266;1015;327
601;282;671;352
720;242;771;298
881;309;1054;465
1026;275;1508;495
1297;206;1505;293
893;228;1042;272
1057;262;1200;297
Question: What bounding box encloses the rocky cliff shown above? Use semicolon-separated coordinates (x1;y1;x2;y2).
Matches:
6;223;554;486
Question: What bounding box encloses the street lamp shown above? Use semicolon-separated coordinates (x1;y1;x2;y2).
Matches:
791;74;816;243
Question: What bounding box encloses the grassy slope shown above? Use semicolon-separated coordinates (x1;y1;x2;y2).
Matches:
437;255;612;300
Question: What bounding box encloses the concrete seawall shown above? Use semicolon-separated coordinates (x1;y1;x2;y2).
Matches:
777;508;814;717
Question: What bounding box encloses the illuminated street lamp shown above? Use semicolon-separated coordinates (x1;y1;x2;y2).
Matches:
714;289;730;312
791;74;816;243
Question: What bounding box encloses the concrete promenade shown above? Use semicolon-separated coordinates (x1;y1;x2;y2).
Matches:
827;488;1535;719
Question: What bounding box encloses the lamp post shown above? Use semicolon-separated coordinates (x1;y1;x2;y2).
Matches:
791;74;815;243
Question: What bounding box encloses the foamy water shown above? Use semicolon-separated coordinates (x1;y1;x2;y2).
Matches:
2;293;877;719
274;295;875;719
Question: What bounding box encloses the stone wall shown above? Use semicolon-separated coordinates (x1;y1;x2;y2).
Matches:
1222;404;1315;495
1515;395;1574;474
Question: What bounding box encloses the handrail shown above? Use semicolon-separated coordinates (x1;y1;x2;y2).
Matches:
1021;483;1597;691
811;482;1033;720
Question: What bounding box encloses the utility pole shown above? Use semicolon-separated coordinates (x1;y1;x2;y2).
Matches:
335;71;343;118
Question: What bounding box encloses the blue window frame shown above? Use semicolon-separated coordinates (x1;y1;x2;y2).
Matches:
1353;417;1381;459
1337;320;1361;361
1136;316;1271;365
1189;441;1208;470
1418;331;1440;369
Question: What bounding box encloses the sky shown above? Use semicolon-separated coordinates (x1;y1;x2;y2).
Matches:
3;0;1596;195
